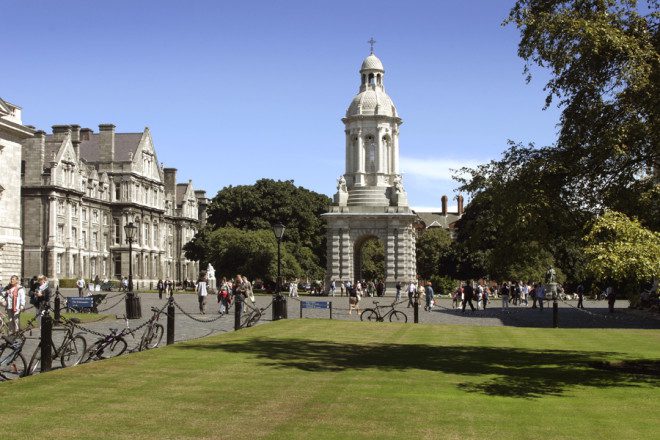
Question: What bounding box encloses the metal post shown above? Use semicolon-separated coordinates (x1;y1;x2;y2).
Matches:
234;295;242;331
414;293;419;324
277;238;282;293
128;239;134;292
553;299;559;328
300;301;303;318
54;286;61;323
330;302;333;320
166;296;175;345
40;309;53;372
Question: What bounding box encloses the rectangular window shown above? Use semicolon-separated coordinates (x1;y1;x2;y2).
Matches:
57;224;64;243
56;254;62;274
115;184;121;201
92;232;98;250
103;213;108;226
114;219;121;244
93;210;99;223
82;230;87;247
82;209;87;221
71;227;77;245
103;233;108;251
72;204;78;217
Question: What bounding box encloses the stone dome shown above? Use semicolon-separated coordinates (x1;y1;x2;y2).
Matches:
346;88;397;117
360;53;384;72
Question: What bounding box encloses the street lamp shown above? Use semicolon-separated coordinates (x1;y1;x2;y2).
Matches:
271;223;287;321
272;222;285;291
124;222;138;292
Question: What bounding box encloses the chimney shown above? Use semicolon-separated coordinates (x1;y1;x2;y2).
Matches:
163;168;177;197
195;190;209;225
80;128;93;141
52;125;71;142
98;124;115;162
70;124;81;160
441;195;448;216
457;194;464;215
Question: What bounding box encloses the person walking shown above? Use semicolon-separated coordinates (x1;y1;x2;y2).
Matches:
482;286;489;310
348;281;361;315
76;276;85;297
340;281;345;297
452;285;462;309
500;282;510;310
537;283;546;311
424;282;434;311
376;280;385;298
330;279;336;297
577;284;585;309
462;281;476;312
407;281;417;308
2;275;25;333
196;274;208;314
32;275;51;324
395;280;402;301
157;279;164;300
606;286;616;313
218;277;231;314
233;275;247;314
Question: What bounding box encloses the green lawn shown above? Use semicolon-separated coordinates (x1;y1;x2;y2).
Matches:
1;320;658;439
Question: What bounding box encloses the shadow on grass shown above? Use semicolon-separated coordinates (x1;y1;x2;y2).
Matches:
178;338;659;398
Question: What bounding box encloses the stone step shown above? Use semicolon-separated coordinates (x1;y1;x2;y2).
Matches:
347;187;389;206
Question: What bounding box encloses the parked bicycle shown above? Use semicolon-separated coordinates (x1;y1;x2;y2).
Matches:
27;316;87;375
137;307;165;351
360;301;408;323
83;316;132;362
0;320;37;380
241;302;264;328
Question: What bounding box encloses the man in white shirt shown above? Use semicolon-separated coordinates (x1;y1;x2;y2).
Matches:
76;276;85;297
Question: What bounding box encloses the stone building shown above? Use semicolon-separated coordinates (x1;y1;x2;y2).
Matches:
21;124;207;288
323;52;417;290
0;98;34;284
413;194;464;239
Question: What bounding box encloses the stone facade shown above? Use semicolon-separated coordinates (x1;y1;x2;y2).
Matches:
0;98;34;284
324;53;417;291
21;124;207;288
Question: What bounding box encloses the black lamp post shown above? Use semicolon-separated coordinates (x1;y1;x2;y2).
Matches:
271;223;287;321
272;222;285;292
124;222;137;293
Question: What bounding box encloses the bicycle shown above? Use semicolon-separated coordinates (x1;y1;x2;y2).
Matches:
241;302;264;328
0;310;9;336
0;320;37;380
360;301;408;323
137;307;165;351
26;316;87;375
82;316;132;362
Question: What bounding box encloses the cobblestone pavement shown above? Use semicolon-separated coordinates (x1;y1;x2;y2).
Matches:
11;290;659;377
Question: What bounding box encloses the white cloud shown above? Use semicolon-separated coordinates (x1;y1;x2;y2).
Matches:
400;156;481;181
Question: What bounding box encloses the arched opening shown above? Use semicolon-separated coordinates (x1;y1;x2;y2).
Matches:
354;235;385;284
376;74;381;85
361;74;366;85
368;73;375;85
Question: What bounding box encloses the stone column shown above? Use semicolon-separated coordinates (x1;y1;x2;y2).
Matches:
344;130;351;175
392;128;400;174
385;227;396;287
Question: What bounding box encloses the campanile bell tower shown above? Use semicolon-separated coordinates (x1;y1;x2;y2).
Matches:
323;48;417;291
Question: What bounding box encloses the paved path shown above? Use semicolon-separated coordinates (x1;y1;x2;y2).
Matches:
11;290;659;378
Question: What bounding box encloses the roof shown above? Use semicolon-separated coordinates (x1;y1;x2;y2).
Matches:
347;88;396;117
175;183;190;206
414;212;462;229
360;53;384;72
76;132;143;162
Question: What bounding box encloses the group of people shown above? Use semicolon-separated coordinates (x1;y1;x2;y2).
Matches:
1;274;52;333
192;274;255;315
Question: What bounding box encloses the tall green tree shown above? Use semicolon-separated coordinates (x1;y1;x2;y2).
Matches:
416;228;452;280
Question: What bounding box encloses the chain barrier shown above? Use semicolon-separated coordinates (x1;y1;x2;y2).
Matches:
171;298;229;323
95;294;127;313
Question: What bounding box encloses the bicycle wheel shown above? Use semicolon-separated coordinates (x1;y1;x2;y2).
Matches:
141;324;164;350
83;339;105;362
389;310;408;323
27;345;43;375
104;337;127;358
0;351;26;380
60;335;87;368
360;309;379;322
246;310;262;327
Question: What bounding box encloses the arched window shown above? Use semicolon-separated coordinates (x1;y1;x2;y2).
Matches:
368;73;375;85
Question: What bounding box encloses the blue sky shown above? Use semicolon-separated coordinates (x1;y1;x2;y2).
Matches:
2;0;561;210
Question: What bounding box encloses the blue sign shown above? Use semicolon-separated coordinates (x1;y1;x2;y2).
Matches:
67;297;94;309
301;301;331;309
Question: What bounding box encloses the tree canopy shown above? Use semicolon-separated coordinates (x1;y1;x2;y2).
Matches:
185;179;331;282
450;0;658;288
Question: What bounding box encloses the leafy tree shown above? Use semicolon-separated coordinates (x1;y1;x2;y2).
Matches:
207;179;331;261
453;1;658;285
416;228;452;280
584;210;660;298
359;239;385;281
192;227;302;283
192;179;331;279
505;0;659;225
